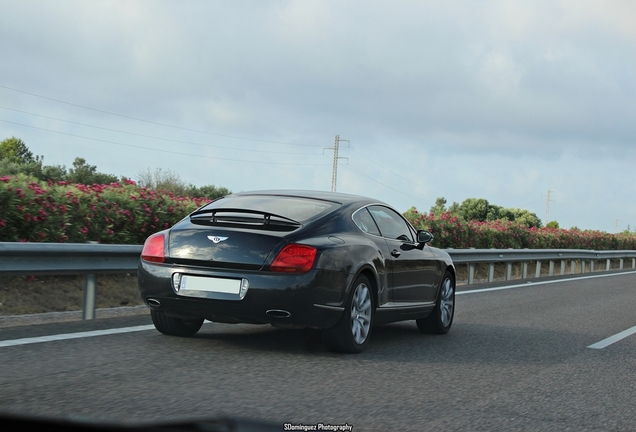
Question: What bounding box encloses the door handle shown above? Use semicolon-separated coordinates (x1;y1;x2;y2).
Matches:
391;249;401;258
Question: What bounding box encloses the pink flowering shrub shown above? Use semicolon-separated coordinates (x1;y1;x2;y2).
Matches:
404;208;636;250
0;175;210;244
3;177;634;250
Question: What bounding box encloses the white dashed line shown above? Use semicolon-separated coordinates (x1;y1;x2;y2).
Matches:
587;326;636;349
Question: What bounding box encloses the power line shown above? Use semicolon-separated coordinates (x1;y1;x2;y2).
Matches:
1;113;434;200
0;84;323;148
0;119;331;166
0;106;321;156
347;145;443;196
343;164;432;207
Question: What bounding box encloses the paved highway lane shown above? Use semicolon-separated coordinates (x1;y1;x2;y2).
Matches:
1;272;635;431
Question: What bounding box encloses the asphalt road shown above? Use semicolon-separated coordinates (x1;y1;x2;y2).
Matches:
1;271;635;431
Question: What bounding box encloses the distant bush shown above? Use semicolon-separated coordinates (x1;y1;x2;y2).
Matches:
428;196;542;228
0;175;211;244
404;208;636;250
136;167;231;199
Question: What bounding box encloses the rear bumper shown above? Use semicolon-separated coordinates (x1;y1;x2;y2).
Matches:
138;260;353;329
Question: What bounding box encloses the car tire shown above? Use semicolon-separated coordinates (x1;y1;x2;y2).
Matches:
416;270;455;334
151;310;204;337
322;275;374;353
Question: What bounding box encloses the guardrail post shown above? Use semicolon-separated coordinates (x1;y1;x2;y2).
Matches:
560;261;566;275
505;262;512;280
632;258;635;269
522;262;528;279
83;274;97;320
620;258;624;270
590;260;595;272
606;259;611;271
488;263;495;282
535;261;542;278
468;264;475;285
549;261;554;276
571;260;576;275
581;260;586;274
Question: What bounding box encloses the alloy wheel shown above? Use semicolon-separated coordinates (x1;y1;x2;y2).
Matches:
439;277;454;328
350;282;372;344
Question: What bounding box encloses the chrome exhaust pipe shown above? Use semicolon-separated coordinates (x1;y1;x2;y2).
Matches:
266;309;291;318
146;298;161;308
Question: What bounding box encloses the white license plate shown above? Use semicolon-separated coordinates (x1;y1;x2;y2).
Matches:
180;275;241;295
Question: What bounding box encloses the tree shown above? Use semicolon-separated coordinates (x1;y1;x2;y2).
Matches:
68;157;118;184
450;196;542;227
496;207;516;222
486;204;506;221
448;201;460;215
509;208;542;228
41;164;68;182
0;137;38;164
546;221;560;229
137;167;188;195
184;184;231;199
429;197;447;215
137;167;231;198
0;137;47;179
458;198;490;222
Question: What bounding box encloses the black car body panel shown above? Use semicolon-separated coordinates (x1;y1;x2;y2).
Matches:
168;225;284;270
138;190;455;340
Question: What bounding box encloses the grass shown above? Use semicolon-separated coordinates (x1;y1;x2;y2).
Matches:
0;274;143;316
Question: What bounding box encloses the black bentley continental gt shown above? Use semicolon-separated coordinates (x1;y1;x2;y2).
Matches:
138;190;455;353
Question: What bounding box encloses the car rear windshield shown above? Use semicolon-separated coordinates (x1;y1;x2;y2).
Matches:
200;195;340;224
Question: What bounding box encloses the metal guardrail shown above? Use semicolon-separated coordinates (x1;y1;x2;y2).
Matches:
0;242;142;275
1;242;636;319
448;248;636;284
0;242;142;320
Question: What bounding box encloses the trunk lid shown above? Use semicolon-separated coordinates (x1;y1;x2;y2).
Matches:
167;194;340;270
168;219;290;270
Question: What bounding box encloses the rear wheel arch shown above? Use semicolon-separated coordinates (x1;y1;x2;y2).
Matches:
323;273;375;353
353;266;379;311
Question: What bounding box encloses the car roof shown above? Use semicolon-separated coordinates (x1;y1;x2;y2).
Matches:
227;189;387;207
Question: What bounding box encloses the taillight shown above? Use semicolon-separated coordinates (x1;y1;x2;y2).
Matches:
141;232;165;263
271;244;317;273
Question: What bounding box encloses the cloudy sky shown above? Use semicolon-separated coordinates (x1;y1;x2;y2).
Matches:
1;0;634;232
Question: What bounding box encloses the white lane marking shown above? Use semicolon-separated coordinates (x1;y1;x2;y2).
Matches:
587;326;636;349
457;271;636;295
0;325;155;348
454;271;636;350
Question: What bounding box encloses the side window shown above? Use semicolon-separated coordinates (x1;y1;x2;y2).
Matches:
352;207;381;236
368;206;414;242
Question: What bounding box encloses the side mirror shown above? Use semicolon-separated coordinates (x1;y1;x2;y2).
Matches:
417;230;434;244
